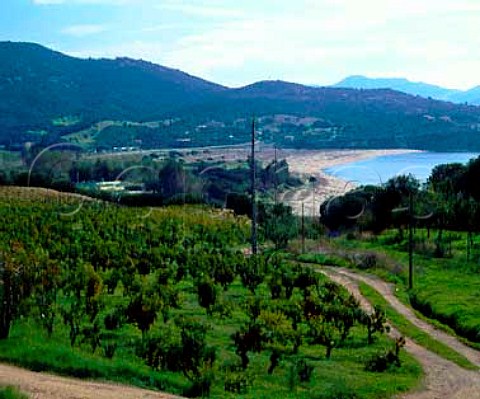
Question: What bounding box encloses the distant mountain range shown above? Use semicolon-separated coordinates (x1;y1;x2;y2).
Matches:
333;75;480;105
2;41;480;152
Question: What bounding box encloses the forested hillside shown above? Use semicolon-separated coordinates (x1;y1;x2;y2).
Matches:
2;42;480;151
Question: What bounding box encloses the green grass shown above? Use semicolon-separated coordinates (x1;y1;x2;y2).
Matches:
0;278;423;399
329;230;480;347
176;278;423;399
296;253;351;268
0;321;189;395
358;282;478;370
0;387;29;399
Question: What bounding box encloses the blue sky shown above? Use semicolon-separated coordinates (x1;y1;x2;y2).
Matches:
1;0;480;89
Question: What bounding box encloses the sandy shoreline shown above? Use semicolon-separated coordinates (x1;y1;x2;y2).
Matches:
279;149;420;215
180;146;419;216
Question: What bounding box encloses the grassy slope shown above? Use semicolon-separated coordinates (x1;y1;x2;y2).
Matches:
294;249;477;369
358;283;477;370
330;229;480;347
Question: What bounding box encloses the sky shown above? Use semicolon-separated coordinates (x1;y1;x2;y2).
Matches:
1;0;480;89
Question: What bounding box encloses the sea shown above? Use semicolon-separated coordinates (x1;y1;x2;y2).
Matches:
324;152;480;186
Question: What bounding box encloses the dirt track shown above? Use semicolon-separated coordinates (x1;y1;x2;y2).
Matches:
321;267;480;399
0;364;182;399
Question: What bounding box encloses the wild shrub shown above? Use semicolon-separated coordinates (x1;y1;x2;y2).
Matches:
354;252;377;270
365;336;406;372
224;371;251;394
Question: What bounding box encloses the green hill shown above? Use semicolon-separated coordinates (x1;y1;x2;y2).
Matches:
2;42;480;151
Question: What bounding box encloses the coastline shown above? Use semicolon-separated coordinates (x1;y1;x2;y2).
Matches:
280;149;421;216
156;145;420;216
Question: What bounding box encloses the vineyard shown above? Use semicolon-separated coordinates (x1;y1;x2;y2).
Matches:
0;187;421;398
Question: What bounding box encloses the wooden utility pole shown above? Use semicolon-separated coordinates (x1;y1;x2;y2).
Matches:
301;202;306;253
274;145;278;206
251;117;258;255
408;193;414;289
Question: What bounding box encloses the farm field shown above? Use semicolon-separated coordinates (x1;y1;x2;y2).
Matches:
0;187;421;399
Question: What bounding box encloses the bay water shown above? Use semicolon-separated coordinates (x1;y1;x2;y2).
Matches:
324;152;479;186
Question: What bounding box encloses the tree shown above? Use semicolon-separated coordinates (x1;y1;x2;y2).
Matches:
196;277;218;315
428;163;466;199
359;306;388;344
0;248;30;339
258;203;298;249
178;319;216;397
258;310;295;374
158;157;200;201
33;253;61;336
212;258;235;290
60;262;102;346
84;263;103;322
233;322;265;369
464;156;480;201
330;296;362;343
384;174;419;206
238;255;265;293
320;190;368;232
307;317;340;359
126;278;161;337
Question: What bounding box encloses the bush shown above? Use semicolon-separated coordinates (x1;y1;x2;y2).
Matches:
289;358;315;387
354;253;377;270
183;366;214;398
0;387;29;399
365;337;405;372
365;351;391;372
224;371;250;394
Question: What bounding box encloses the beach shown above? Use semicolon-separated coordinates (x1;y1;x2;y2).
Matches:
279;149;420;215
179;146;419;216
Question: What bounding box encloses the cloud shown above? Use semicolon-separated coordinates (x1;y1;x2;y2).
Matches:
54;0;480;89
158;3;244;18
33;0;138;5
62;24;107;37
33;0;65;4
157;0;480;88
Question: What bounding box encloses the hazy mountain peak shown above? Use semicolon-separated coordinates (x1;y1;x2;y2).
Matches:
332;75;480;106
334;75;459;100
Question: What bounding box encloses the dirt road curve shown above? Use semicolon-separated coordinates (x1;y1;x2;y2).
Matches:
327;267;480;367
321;267;480;399
0;364;182;399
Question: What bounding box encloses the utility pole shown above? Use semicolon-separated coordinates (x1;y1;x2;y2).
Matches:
408;193;414;289
312;178;316;219
251;117;257;255
274;145;278;206
301;202;305;253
